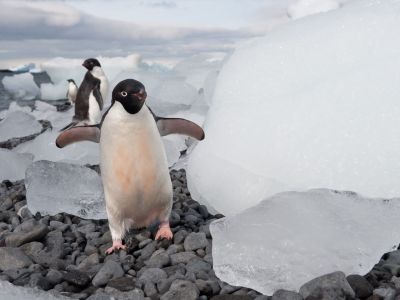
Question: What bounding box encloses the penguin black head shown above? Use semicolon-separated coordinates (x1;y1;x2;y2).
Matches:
82;58;101;71
112;79;147;114
67;79;76;84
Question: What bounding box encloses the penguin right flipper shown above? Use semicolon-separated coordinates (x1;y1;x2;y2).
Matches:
93;85;104;110
56;125;100;148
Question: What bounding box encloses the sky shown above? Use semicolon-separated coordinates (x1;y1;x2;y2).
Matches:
0;0;293;68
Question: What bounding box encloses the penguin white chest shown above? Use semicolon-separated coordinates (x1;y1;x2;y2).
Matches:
100;103;171;224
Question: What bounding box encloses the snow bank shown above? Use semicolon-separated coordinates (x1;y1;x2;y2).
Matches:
211;189;400;294
288;0;341;19
187;0;400;216
2;73;40;100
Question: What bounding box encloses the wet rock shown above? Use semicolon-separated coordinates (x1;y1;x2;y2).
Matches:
92;260;124;287
5;223;48;247
106;277;136;291
145;250;170;268
170;251;197;265
0;247;33;271
161;279;199;300
138;268;167;285
63;270;91;287
347;274;373;299
184;232;208;251
29;273;53;291
272;289;303;300
46;269;64;285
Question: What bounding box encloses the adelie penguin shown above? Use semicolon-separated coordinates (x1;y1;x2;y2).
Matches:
56;79;205;254
62;58;109;129
66;79;78;105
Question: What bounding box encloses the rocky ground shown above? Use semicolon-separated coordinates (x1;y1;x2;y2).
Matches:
1;169;400;300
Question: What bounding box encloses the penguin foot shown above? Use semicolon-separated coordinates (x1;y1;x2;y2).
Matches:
155;225;173;240
105;240;126;254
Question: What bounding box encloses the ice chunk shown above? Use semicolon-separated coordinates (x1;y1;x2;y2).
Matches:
14;130;100;165
26;160;106;219
0;102;32;119
187;0;400;216
0;275;69;299
162;135;187;167
211;189;400;294
0;111;42;141
0;149;33;181
288;0;341;19
2;73;40;100
40;81;68;101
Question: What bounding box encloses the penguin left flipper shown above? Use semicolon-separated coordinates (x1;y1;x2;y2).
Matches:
56;125;100;148
155;117;205;140
93;85;104;110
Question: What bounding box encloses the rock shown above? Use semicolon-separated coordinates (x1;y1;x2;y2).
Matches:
174;230;188;244
145;250;170;268
103;286;145;300
5;223;48;247
382;250;400;265
107;277;136;291
63;270;91;287
46;269;64;285
3;268;31;280
44;230;65;258
0;247;33;271
211;296;254;300
346;274;373;299
29;273;53;291
184;232;208;251
299;271;355;300
186;257;212;275
272;289;303;300
144;281;158;297
170;251;197;265
373;287;396;300
92;260;124;287
161;279;199;300
49;221;69;232
140;241;156;260
138;268;167;284
77;253;100;271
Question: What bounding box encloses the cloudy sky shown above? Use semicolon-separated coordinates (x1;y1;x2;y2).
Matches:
0;0;293;68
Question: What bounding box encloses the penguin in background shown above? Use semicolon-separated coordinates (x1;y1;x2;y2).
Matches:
56;79;205;254
66;79;77;105
61;58;109;130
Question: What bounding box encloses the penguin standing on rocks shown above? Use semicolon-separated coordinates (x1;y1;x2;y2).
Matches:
61;58;109;130
66;79;77;105
56;79;205;253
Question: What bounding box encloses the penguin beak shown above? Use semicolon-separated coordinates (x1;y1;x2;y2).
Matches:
136;88;147;101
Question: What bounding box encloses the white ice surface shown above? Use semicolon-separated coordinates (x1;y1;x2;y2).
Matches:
26;160;106;219
0;111;42;141
211;189;400;295
287;0;342;19
0;149;33;181
187;0;400;217
0;280;69;300
2;73;40;100
40;81;68;101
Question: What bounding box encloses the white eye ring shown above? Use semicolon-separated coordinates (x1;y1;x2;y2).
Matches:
121;91;127;97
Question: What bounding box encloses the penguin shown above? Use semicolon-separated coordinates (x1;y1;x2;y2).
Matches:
55;79;205;254
66;79;78;105
61;58;109;130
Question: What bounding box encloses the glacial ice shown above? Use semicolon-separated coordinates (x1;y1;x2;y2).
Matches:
0;111;42;141
26;160;106;219
187;0;400;216
0;149;33;181
2;73;40;100
211;189;400;294
0;280;69;300
40;81;68;101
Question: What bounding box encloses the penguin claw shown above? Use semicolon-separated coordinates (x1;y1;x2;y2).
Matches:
155;226;173;240
105;240;126;254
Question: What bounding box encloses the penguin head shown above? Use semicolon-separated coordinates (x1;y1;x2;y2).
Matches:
67;79;75;84
82;58;101;71
112;79;147;114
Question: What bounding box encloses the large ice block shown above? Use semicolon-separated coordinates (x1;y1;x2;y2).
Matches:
0;111;42;141
0;149;33;181
0;280;69;300
25;160;106;219
211;189;400;295
2;73;40;100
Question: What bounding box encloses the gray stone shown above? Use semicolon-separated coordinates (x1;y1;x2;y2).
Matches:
46;269;63;285
174;230;188;244
77;223;96;235
272;289;303;300
299;271;355;300
382;264;400;276
63;270;91;287
212;296;253;300
28;273;53;291
382;250;400;265
161;279;199;300
49;221;69;232
138;268;167;284
140;241;156;260
144;281;158;297
107;277;136;291
374;287;396;300
103;287;145;300
77;253;100;271
255;296;270;300
186;257;212;275
145;250;170;268
3;268;31;280
5;223;48;247
157;278;174;294
92;260;124;287
170;251;197;265
44;230;65;258
346;274;373;299
0;247;33;271
184;232;208;251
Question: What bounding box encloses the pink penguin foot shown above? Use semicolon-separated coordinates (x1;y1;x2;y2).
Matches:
105;240;126;254
155;225;173;240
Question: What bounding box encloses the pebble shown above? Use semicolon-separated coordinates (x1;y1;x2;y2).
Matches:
63;270;91;287
160;279;199;300
170;251;197;265
92;260;124;287
0;247;33;271
5;223;48;247
138;268;168;285
347;274;373;299
184;232;208;251
271;289;303;300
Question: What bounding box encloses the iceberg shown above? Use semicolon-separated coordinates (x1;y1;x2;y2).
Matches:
0;149;33;181
26;160;106;219
187;0;400;216
2;73;40;100
0;111;42;141
40;81;68;101
211;189;400;295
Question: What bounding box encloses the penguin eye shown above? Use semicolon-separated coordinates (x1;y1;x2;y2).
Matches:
121;91;128;97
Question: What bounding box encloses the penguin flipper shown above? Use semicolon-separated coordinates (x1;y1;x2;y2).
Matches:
56;125;100;148
156;118;205;140
93;86;104;110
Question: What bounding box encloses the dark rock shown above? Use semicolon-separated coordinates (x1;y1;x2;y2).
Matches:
46;269;64;285
92;260;124;287
145;250;170;268
3;268;31;281
272;289;303;300
0;247;33;271
161;279;199;300
45;230;65;258
211;296;254;300
174;230;188;244
373;287;396;300
198;205;209;219
170;251;197;265
49;221;69;232
5;223;48;247
144;281;158;297
186;257;212;275
103;286;145;300
184;232;208;251
107;277;136;291
347;274;373;299
138;267;167;284
63;270;91;287
139;241;157;260
299;271;355;300
29;273;53;291
77;253;100;271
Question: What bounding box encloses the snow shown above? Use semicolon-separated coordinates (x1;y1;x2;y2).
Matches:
2;73;40;100
0;149;33;181
211;189;400;294
0;280;69;300
26;160;106;219
0;111;42;141
288;0;341;19
187;0;400;216
40;81;68;101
